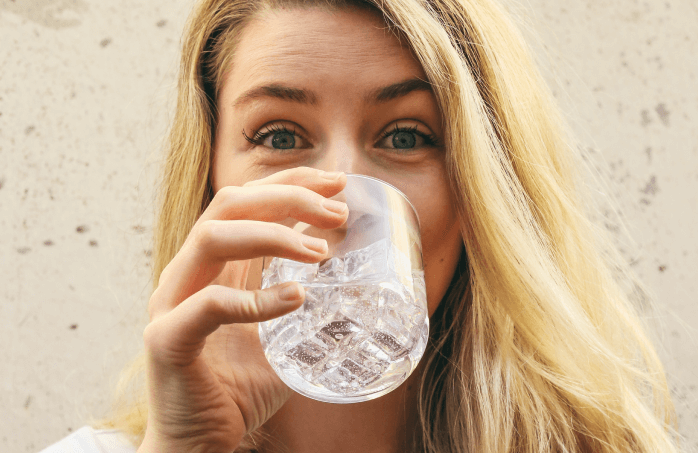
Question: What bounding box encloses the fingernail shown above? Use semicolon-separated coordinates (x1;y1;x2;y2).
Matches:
279;282;303;301
321;171;343;180
322;199;348;215
302;235;328;254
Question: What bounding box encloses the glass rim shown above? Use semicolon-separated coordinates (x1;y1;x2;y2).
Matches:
344;173;421;231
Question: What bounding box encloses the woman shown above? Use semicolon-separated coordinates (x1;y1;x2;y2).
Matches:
43;0;681;452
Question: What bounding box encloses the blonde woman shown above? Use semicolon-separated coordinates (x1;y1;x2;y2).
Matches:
41;0;682;452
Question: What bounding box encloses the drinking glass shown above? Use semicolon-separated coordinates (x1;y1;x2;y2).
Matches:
258;174;428;403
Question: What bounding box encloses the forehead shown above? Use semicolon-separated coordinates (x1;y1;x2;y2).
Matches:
224;6;427;95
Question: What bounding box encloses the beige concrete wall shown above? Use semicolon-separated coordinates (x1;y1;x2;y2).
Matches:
0;0;695;451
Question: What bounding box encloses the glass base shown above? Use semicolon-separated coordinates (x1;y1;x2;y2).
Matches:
265;327;426;404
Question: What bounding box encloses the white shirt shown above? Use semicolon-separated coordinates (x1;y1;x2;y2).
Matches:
39;426;137;453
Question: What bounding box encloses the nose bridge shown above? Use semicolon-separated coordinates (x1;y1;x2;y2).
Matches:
324;131;361;175
333;139;355;175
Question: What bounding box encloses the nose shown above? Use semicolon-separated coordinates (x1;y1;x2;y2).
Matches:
321;135;367;177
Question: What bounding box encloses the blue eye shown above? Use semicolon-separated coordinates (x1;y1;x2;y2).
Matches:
271;131;295;149
392;131;417;149
377;125;438;151
243;124;307;151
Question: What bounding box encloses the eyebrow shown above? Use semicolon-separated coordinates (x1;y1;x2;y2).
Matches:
368;78;433;103
232;77;432;108
233;84;319;107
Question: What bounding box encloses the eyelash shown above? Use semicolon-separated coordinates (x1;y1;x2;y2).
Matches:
378;124;440;148
242;123;298;146
242;123;440;148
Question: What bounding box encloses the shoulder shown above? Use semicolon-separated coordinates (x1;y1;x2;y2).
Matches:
39;426;137;453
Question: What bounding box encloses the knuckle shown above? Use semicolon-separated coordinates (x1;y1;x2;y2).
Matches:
287;184;311;199
142;320;165;352
278;167;317;186
293;186;320;204
147;285;171;321
202;285;239;319
146;290;160;320
158;262;174;284
192;219;219;250
198;287;222;318
282;186;307;207
286;166;315;178
267;222;293;243
295;167;322;184
241;290;264;319
214;185;241;203
208;186;244;219
199;285;222;308
307;166;324;177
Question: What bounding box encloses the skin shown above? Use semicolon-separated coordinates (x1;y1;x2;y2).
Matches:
212;6;462;452
213;7;461;318
139;6;463;453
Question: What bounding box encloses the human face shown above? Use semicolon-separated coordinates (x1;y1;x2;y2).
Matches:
212;6;463;316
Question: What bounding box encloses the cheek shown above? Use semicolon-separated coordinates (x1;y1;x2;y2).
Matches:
419;202;448;249
408;174;455;255
211;145;260;191
408;173;460;315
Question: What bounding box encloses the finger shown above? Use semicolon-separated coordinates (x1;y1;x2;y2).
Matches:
153;167;346;320
200;183;349;230
151;221;326;318
143;283;305;367
243;166;347;198
191;220;329;262
184;167;347;250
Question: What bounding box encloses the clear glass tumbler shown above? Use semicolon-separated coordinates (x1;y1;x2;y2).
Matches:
258;174;428;403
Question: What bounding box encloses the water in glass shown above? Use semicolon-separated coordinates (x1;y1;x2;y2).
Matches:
259;238;429;403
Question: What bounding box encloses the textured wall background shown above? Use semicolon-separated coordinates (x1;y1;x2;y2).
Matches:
0;0;695;451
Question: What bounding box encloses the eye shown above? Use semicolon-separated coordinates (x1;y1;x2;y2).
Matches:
392;130;417;149
376;125;438;151
269;130;295;149
243;124;309;151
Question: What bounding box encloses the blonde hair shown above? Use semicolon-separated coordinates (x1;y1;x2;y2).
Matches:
99;0;682;451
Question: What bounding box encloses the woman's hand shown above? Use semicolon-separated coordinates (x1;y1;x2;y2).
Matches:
137;167;348;453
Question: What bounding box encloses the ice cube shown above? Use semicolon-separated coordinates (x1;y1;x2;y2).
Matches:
302;332;332;353
377;284;406;309
268;325;301;351
261;257;318;287
344;238;389;280
317;256;344;281
302;287;322;315
315;316;361;349
316;365;357;394
379;308;413;344
308;286;342;324
286;341;326;368
338;285;379;328
280;259;318;283
387;243;412;278
339;285;365;304
371;331;409;361
338;358;379;386
356;336;391;363
261;258;283;288
347;349;388;377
